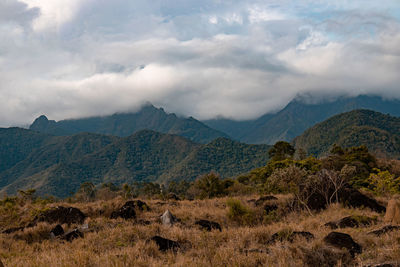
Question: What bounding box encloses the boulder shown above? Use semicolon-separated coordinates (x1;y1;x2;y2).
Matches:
338;186;385;213
254;195;278;206
325;216;376;229
195;219;222;231
62;229;84;242
368;225;400;236
126;200;150;211
2;226;25;234
34;206;86;225
384;199;400;225
268;230;314;244
264;204;278;214
50;224;64;237
160;210;177;226
323;232;362;257
110;202;137;220
150;236;180;252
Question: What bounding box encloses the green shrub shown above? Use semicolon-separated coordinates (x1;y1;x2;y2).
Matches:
226;198;256;226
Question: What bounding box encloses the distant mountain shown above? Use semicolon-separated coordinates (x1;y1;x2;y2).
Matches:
204;95;400;144
293;109;400;158
30;104;229;144
0;128;270;197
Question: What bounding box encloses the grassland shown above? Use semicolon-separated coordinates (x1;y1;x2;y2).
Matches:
0;194;399;267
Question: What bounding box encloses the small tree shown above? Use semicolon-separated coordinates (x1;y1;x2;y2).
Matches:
191;172;225;199
269;141;295;161
77;182;96;202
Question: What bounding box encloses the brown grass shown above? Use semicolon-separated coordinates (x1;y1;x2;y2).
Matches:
0;195;399;266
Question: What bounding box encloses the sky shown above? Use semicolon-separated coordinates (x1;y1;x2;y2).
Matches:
1;0;400;126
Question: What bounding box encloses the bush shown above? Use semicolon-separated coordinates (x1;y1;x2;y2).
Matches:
226;198;256;226
368;168;400;196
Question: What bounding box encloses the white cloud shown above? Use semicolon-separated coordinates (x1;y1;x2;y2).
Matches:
0;0;400;126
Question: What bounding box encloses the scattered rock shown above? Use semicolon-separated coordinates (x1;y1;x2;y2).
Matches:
264;204;278;214
2;226;25;234
195;219;222;231
268;230;314;244
62;229;84;242
150;236;180;252
50;224;64;237
323;232;362;257
325;216;376;229
160;210;177;226
368;225;400;236
338;186;386;213
110;202;137;220
166;193;181;201
302;246;354;267
34;206;86;225
384;199;400;225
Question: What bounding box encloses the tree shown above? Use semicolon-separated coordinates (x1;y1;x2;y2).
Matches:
191;172;225;199
77;182;95;202
269;141;295;161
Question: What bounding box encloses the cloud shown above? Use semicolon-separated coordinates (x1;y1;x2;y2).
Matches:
0;0;400;126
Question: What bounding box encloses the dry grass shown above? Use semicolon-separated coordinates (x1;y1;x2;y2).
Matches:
0;195;399;266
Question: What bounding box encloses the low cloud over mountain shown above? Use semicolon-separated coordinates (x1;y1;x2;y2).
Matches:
1;1;400;126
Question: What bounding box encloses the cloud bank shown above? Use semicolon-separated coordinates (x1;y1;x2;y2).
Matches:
0;0;400;126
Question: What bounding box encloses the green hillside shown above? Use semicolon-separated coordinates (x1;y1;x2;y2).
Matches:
0;128;270;197
30;104;229;144
293;109;400;158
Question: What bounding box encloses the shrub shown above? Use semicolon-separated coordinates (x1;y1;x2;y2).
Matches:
226;198;256;226
368;168;400;196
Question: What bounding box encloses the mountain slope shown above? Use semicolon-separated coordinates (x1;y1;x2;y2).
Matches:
0;128;270;197
292;109;400;158
204;95;400;144
30;104;229;144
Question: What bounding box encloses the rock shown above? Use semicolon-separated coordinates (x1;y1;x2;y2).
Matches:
127;200;150;211
307;192;328;211
50;224;64;237
150;236;180;252
160;210;177;226
384;199;400;224
166;193;181;201
325;216;376;229
110;202;137;220
264;204;278;214
307;186;386;212
2;226;25;234
323;232;362;257
254;195;278;206
195;219;222;231
368;225;400;236
34;206;86;225
137;219;151;225
338;186;386;213
268;230;314;244
62;229;84;242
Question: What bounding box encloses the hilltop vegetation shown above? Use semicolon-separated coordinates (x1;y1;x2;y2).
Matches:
293;109;400;158
30;104;228;144
0;128;270;198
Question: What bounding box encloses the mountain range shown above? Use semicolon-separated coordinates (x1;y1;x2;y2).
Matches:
0;128;270;197
30;104;229;144
204;95;400;144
